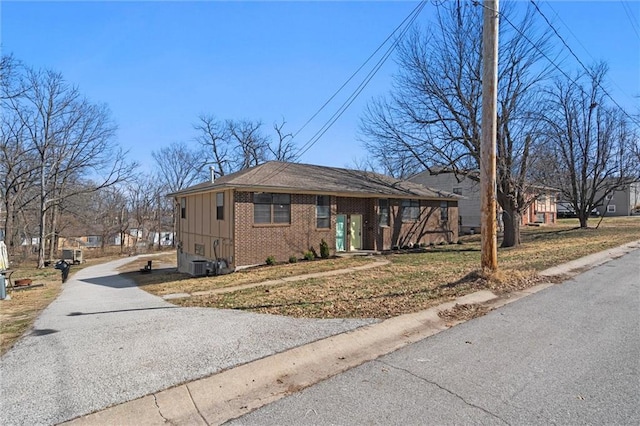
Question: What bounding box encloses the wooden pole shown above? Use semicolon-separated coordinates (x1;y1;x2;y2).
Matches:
481;0;499;272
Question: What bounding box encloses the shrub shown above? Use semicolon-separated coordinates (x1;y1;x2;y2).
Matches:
319;239;330;259
303;250;315;261
288;255;298;264
265;256;276;266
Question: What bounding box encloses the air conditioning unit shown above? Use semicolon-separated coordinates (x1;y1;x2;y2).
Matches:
188;260;207;277
206;259;229;276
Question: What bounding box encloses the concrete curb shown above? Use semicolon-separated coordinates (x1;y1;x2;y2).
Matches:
64;240;640;425
64;291;498;426
538;240;640;278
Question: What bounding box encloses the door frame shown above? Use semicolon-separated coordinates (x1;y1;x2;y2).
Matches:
349;214;362;251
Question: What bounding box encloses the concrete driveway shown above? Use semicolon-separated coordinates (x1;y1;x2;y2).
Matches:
0;256;376;426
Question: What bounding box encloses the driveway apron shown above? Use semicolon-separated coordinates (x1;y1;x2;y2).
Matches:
0;257;375;426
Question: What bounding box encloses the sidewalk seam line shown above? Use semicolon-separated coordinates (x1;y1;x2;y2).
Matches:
152;393;170;424
185;384;210;426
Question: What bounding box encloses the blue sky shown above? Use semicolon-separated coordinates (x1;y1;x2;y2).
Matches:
2;1;639;174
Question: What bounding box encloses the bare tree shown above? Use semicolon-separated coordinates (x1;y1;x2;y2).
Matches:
5;66;137;267
193;115;296;178
152;141;208;193
194;114;230;177
539;63;640;227
360;1;552;247
269;119;296;162
227;119;269;170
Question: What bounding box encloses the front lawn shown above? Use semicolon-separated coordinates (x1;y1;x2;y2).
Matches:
132;217;640;319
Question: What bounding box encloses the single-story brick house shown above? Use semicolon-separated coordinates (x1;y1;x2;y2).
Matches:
168;162;460;274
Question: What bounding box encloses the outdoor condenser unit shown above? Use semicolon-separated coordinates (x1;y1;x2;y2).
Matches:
188;260;207;277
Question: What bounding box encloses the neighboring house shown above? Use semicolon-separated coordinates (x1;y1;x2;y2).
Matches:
168;161;460;274
409;170;557;234
594;182;640;217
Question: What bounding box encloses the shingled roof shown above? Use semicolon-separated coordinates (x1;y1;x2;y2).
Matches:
169;162;457;200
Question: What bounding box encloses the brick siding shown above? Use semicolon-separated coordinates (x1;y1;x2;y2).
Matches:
234;192;335;267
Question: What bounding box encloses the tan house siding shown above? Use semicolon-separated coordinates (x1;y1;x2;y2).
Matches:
177;190;234;272
234;192;335;267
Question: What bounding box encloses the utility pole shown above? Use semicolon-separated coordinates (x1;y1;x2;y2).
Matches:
481;0;499;272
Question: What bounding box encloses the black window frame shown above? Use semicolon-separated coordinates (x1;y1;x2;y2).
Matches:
378;199;389;227
180;197;186;219
402;199;420;222
253;193;291;225
440;201;449;221
216;192;224;221
316;195;331;229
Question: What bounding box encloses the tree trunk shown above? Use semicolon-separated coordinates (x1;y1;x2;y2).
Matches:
3;200;15;255
48;204;59;261
501;209;521;248
578;213;589;228
38;207;47;268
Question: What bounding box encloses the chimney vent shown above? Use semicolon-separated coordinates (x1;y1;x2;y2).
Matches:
210;166;215;183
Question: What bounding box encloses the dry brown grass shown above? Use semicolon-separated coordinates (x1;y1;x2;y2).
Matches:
125;255;373;297
158;217;640;319
0;254;132;356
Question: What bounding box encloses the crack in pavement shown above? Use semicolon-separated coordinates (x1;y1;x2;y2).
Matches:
376;360;511;425
152;393;171;424
186;384;210;426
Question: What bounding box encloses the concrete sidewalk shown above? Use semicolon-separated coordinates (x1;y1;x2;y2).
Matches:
0;257;375;426
65;240;640;425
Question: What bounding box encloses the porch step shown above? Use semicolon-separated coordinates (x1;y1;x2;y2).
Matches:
335;250;381;257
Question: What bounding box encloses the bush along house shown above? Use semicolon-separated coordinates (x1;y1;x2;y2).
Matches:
168;162;460;276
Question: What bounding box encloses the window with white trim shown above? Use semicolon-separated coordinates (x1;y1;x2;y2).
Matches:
607;205;616;213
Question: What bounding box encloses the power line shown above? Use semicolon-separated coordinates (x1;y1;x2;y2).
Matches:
289;1;428;143
261;1;428;182
620;0;640;40
528;0;639;125
543;0;637;106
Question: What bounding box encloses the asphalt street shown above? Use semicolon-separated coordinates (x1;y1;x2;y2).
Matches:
0;256;376;426
232;248;640;425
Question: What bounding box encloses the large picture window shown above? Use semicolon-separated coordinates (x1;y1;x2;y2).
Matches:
402;199;420;222
254;193;290;224
378;199;389;227
316;195;331;228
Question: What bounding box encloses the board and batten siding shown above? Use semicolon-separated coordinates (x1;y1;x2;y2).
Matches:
177;189;234;271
